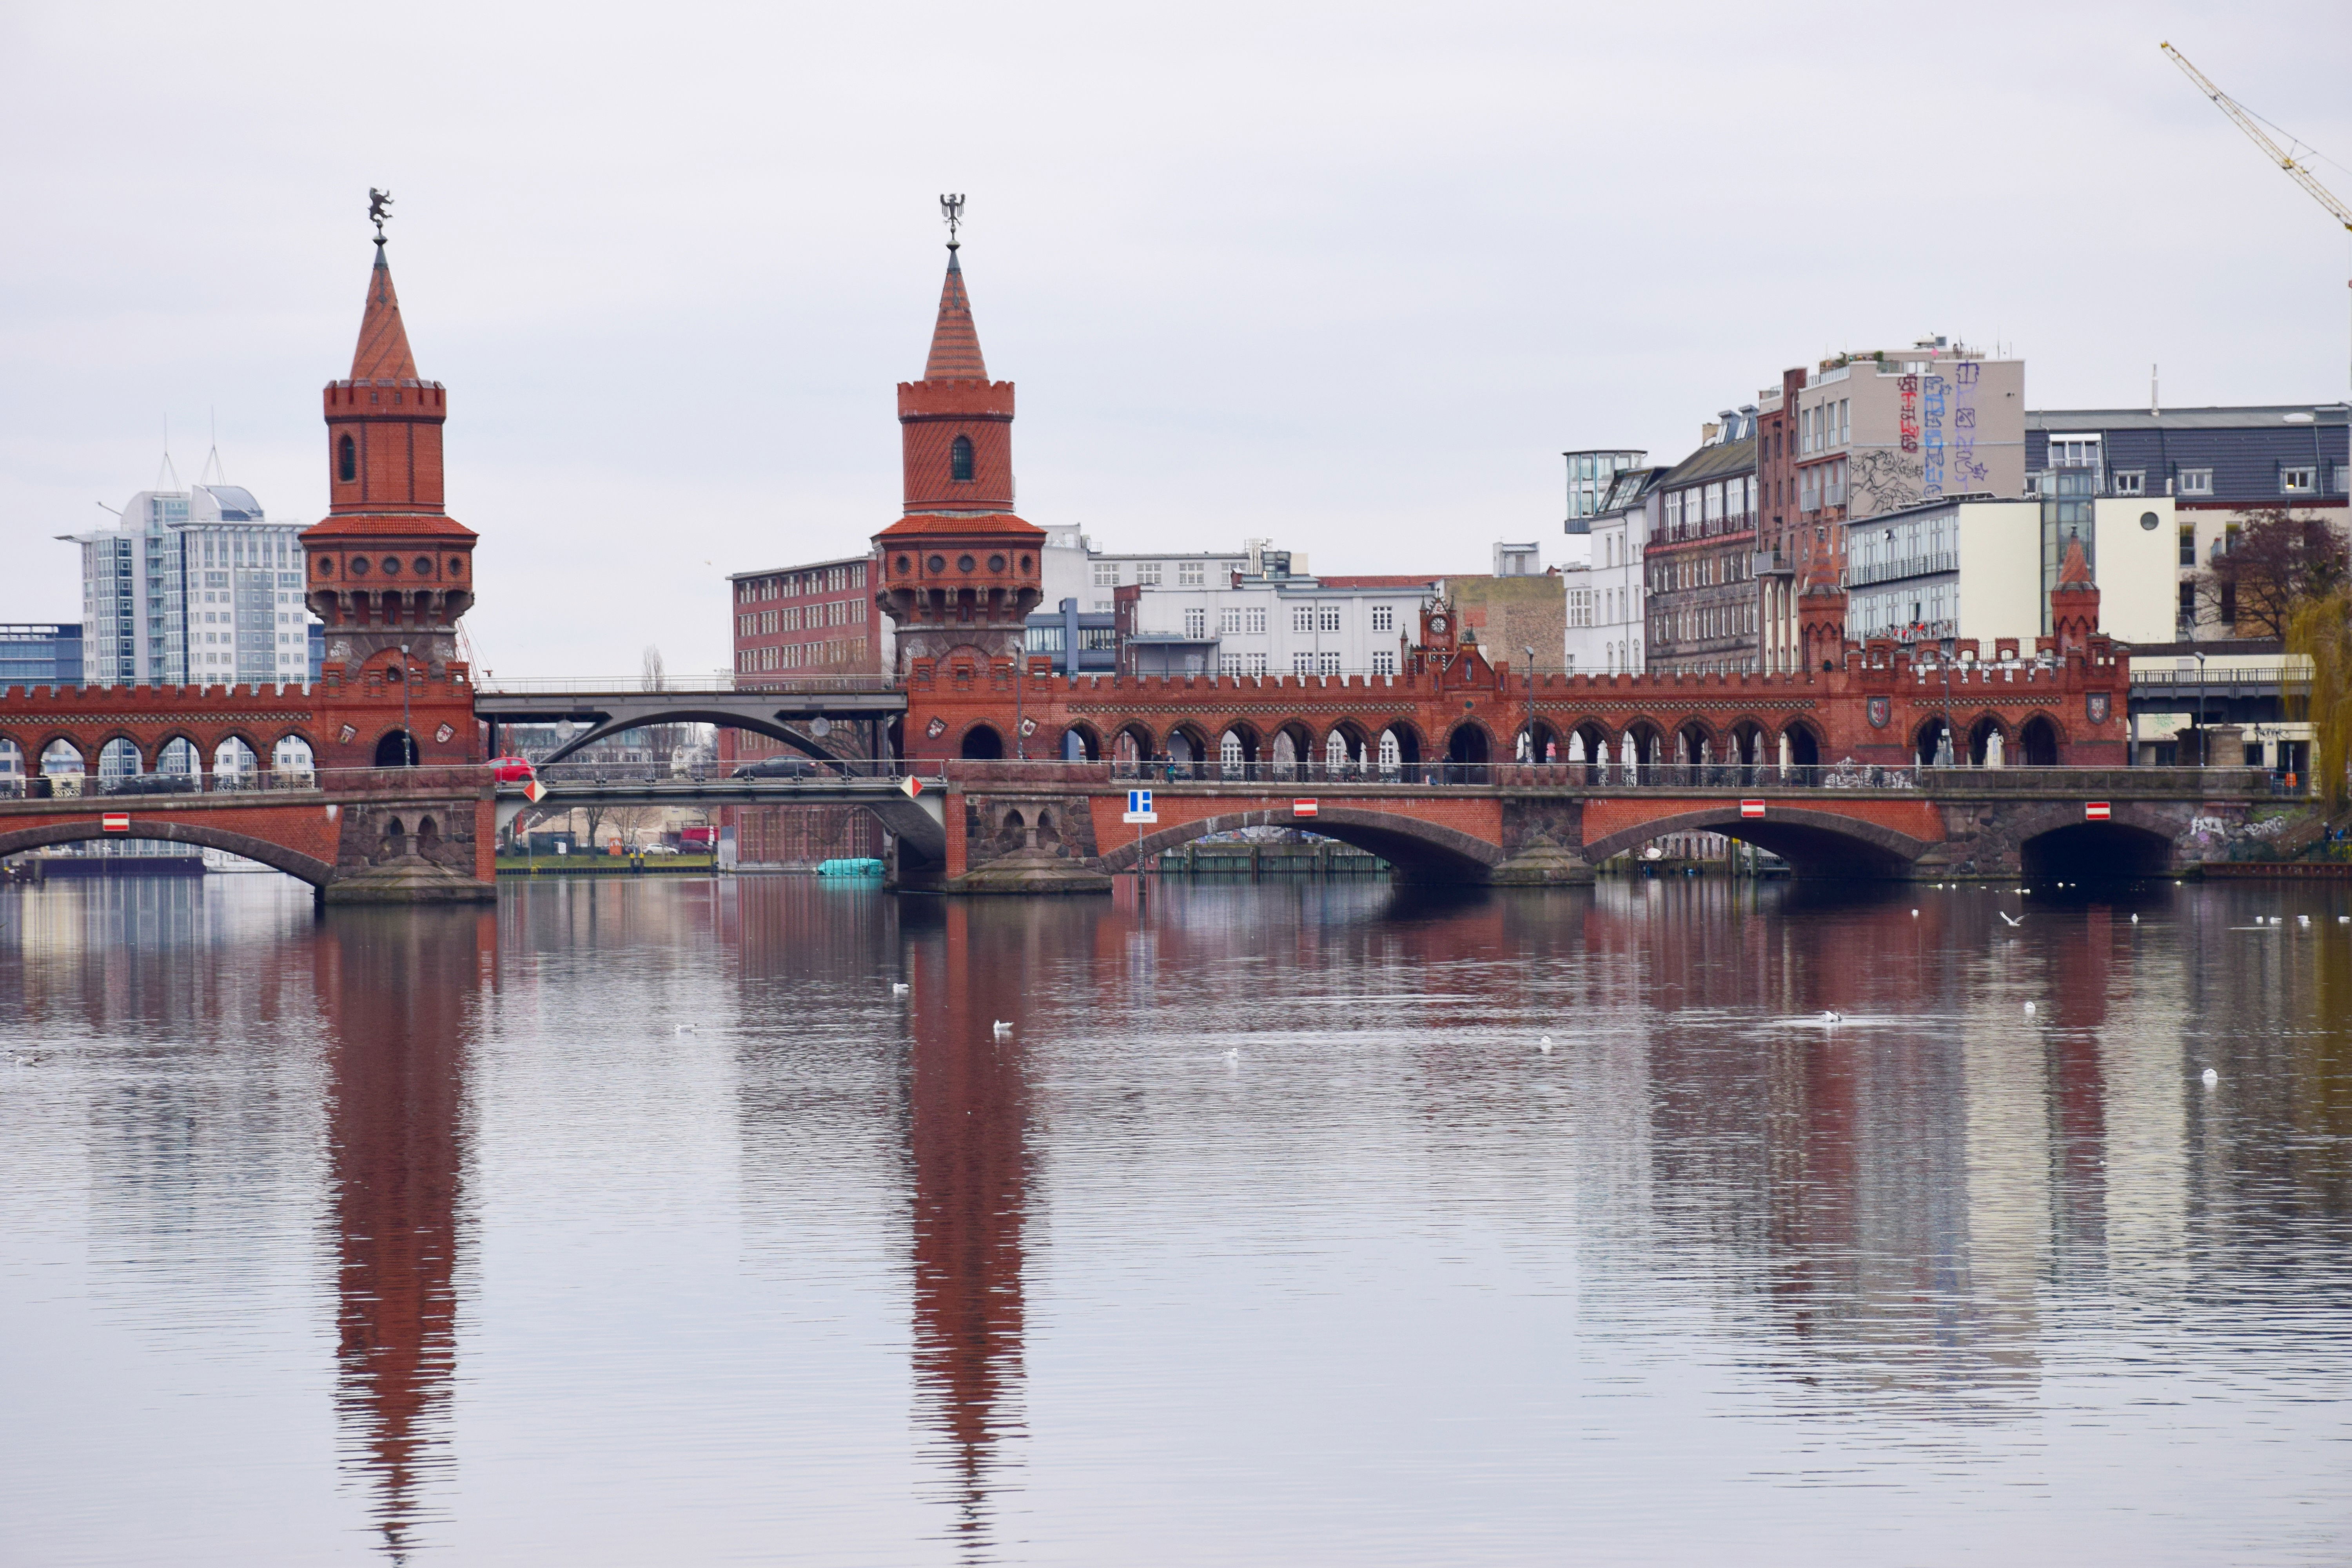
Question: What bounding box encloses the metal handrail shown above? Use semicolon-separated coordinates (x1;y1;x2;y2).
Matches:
474;675;901;695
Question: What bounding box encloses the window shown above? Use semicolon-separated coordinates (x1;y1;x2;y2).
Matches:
2112;470;2144;495
1220;653;1242;676
2281;466;2317;494
1292;604;1314;633
1317;604;1341;633
2179;581;2196;621
1838;399;1850;446
1179;561;1205;588
950;435;974;481
1246;653;1268;676
1372;651;1396;675
2179;524;2196;566
2178;468;2213;496
1370;604;1394;632
1094;563;1119;587
1220;607;1241;633
2049;437;2101;468
1136;562;1163;586
1292;652;1314;675
1317;651;1341;675
1246;607;1267;635
1184;608;1207;638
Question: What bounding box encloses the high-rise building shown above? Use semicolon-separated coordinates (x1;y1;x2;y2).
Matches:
59;474;317;687
0;624;83;687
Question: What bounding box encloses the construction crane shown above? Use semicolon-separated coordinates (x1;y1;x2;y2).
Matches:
2162;42;2352;388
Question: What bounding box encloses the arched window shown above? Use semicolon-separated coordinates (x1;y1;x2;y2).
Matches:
337;434;356;483
950;434;974;482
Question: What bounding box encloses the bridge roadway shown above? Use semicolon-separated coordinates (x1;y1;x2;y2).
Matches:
472;678;904;765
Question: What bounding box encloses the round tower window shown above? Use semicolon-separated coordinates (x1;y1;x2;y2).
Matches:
448;557;465;575
381;557;401;576
988;554;1007;573
927;554;946;573
348;557;369;577
317;558;335;577
414;555;434;575
1020;555;1032;571
957;554;976;573
896;555;912;575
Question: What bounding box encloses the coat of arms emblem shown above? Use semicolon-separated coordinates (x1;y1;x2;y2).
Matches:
2087;692;2111;725
1867;695;1891;728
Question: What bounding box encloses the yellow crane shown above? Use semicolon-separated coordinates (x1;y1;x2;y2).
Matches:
2162;42;2352;387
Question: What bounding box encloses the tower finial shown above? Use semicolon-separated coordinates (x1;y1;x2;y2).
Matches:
939;193;964;252
368;187;394;249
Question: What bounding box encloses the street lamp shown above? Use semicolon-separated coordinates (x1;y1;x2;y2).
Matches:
398;642;414;766
2194;649;2207;769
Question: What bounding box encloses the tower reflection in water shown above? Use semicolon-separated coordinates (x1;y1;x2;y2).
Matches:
317;907;490;1560
899;900;1040;1548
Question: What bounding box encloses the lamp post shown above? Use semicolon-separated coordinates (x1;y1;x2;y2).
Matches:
1524;644;1537;767
2194;649;2207;769
398;642;414;766
1940;635;1957;768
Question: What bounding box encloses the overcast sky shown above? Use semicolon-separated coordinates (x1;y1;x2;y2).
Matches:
3;2;2348;678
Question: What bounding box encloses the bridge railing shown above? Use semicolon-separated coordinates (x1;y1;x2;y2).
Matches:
527;758;944;787
474;675;902;695
0;764;505;800
937;759;2301;794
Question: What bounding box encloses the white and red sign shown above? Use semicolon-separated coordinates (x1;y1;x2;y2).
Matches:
2085;801;2111;821
523;779;548;804
101;812;130;833
901;775;925;800
1293;799;1319;818
1739;799;1766;819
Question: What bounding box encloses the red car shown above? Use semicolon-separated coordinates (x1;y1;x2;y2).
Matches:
488;755;537;783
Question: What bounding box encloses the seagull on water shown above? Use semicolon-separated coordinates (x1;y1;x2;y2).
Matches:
1999;911;2024;927
2130;913;2140;924
1818;1011;1844;1024
2024;1002;2037;1014
992;1020;1013;1037
891;981;909;996
1223;1047;1240;1063
2202;1067;2220;1088
1538;1036;1554;1054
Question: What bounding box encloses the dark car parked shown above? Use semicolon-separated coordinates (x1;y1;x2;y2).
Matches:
730;755;820;780
101;774;199;796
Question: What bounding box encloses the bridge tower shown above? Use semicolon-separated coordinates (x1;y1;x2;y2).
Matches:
302;225;481;769
873;228;1045;693
1797;561;1849;673
2048;537;2102;655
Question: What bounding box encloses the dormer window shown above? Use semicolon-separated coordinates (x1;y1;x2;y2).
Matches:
338;435;356;482
951;435;974;482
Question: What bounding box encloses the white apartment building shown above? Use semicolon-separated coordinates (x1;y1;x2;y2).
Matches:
1123;569;1435;678
1039;524;1306;613
1562;466;1661;675
61;473;319;687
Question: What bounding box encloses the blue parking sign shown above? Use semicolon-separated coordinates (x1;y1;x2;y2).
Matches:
1128;789;1152;815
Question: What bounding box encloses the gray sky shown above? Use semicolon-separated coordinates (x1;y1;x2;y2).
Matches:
3;2;2348;679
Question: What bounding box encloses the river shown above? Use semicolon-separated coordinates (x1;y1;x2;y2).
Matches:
2;872;2349;1564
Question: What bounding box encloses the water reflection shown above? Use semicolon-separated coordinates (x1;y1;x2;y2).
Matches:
5;873;2352;1563
319;908;490;1560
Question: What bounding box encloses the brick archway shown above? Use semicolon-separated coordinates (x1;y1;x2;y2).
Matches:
1581;804;1932;877
1097;805;1503;882
0;819;336;887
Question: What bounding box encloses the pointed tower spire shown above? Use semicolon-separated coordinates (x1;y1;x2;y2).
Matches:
924;251;989;382
351;242;419;383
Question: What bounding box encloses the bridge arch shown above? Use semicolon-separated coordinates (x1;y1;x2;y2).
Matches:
2004;801;2179;880
532;707;844;766
1096;805;1503;883
1582;804;1932;878
1776;719;1824;768
2018;714;2063;767
0;819;336;887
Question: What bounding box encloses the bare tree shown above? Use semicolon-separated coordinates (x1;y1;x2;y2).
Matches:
573;800;613;853
607;805;664;851
2193;506;2350;641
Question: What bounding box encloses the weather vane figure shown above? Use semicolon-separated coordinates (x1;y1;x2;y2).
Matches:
368;187;394;245
939;193;964;251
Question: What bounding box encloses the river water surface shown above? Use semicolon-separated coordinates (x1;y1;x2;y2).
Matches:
3;873;2350;1564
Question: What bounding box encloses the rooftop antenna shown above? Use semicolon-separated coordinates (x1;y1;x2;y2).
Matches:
368;187;394;250
200;406;225;486
2151;364;2160;417
156;416;178;491
939;193;965;252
